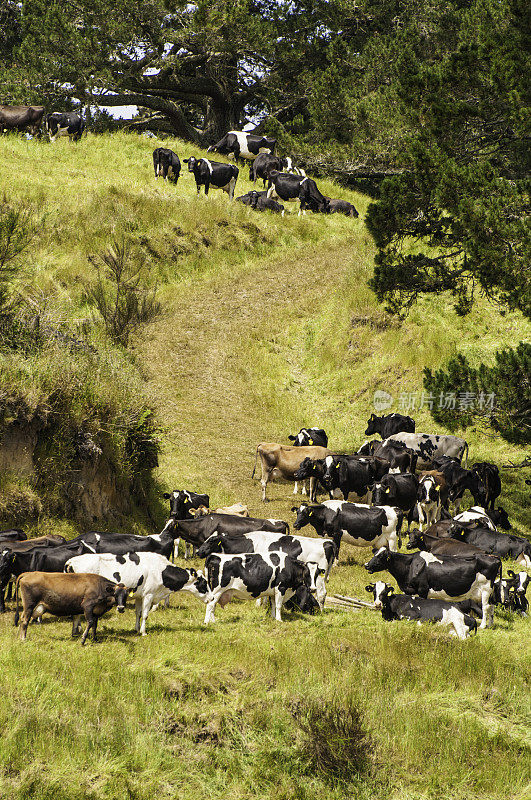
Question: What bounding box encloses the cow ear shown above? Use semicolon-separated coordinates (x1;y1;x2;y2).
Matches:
190;568;197;577
387;586;395;595
370;413;376;420
435;485;440;492
508;570;515;577
183;158;189;163
290;506;298;512
365;584;375;592
163;493;171;499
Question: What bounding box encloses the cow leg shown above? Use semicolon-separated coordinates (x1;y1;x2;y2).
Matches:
293;481;299;495
20;607;35;641
72;615;83;636
172;538;180;561
134;598;142;633
315;575;326;610
81;606;97;644
273;589;284;621
480;587;493;629
139;596;153;636
0;581;7;613
204;594;219;624
261;471;273;502
204;181;210;196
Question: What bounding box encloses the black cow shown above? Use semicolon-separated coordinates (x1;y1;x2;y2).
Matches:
488;507;511;530
365;413;416;439
292;502;402;553
0;105;44;135
153;148;181;183
471;462;502;511
450;523;531;567
208;131;276;161
248;190;284;214
292;457;332;500
163;490;210;520
364;547;501;628
321;454;374;502
505;570;530;614
371;473;419;528
249;154;295;186
429;456;486;511
204;551;312;622
162;513;289;553
365;582;477;639
288;428;329;448
327;199;359;218
236;190;267;206
0;529;26;543
357;439;417;473
184;156;238;199
284;584;321;614
266;172;329;214
45;112;84;142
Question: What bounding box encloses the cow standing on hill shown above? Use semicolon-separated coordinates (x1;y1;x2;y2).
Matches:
252;442;331;501
184;156;238;199
0;105;44;135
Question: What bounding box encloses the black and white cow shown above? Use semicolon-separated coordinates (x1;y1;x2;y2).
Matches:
208;131;276;161
288;428;329;448
450;523;531;567
203;551;312;623
45;112;84;142
196;530;336;608
371;473;419;529
249;154;296;186
365;413;415;439
327;199;359;217
153;148;181;183
380;433;468;468
365;582;477;639
266;172;330;214
184;157;238;199
163;490;210;520
452;506;497;531
293;502;402;553
505;570;530;614
161;513;289;554
248;190;284;214
365;547;501;628
321;454;374;502
68;528;178;560
416;474;445;531
65;552;211;635
292;457;333;500
357;439;417;473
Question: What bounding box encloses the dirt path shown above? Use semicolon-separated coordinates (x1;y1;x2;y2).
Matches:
136;237;352;511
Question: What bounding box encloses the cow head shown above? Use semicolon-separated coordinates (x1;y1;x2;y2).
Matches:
371;478;396;507
113;583;128;613
322;455;341;488
184;568;212;602
365;414;381;436
291;503;314;530
365;581;393;608
364;546;391;573
507;570;530;595
418;476;440;503
407;529;423;550
288;558;312;591
0;550;14;583
183;157;199;172
489;506;511;530
196;535;224;559
293;457;319;480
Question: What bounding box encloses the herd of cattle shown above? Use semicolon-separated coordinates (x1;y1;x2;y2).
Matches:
1;413;529;644
1;103;357;216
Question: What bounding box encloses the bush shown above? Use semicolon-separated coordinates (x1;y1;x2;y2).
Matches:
289;696;372;781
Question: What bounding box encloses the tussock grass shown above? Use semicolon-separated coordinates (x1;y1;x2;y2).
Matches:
0;132;529;799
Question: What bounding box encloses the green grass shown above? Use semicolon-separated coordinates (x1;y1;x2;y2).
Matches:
0;131;530;800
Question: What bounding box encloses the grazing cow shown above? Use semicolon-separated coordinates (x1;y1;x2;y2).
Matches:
450;524;531;567
365;582;477;639
365;413;415;439
327;199;359;217
288;428;329;448
248;190;284;214
65;552;211;635
321;454;374;502
0;105;44;136
266;172;330;214
407;529;486;558
252;443;331;502
0;529;26;543
153;148;181;183
364;547;501;628
371;473;419;529
15;572;127;643
45;112;84;142
284;585;321;614
416;472;449;530
293;502;402;553
196;530;336;608
184;157;238;199
470;462;502;511
161;513;289;553
208;131;276;161
203;551;312;623
380;433;468;468
249;154;296;186
164;489;210;521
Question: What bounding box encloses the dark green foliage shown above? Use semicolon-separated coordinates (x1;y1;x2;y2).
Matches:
423;343;531;443
0;198;37;314
290;696;372;781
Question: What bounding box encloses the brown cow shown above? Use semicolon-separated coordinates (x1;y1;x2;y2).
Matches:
407;529;486;557
0;105;45;136
191;503;249;517
15;572;127;644
252;443;331;501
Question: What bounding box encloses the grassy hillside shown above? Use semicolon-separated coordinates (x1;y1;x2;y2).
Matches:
0;132;529;800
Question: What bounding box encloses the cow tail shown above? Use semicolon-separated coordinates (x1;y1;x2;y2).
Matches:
463;442;469;467
14;576;21;626
395;508;404;549
251;445;260;479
